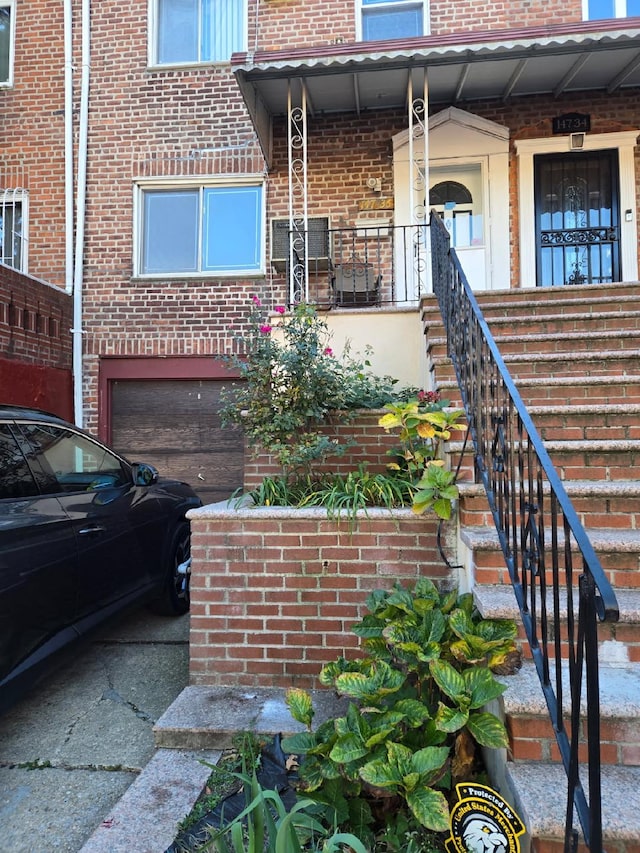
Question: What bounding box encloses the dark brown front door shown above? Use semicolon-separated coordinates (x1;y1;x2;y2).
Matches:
534;150;621;286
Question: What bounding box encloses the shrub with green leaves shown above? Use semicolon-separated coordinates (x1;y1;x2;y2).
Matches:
282;579;520;844
220;297;408;476
379;393;466;520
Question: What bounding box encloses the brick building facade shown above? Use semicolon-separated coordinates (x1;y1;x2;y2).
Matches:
1;0;638;499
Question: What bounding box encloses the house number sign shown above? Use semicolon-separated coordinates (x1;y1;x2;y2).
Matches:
552;113;591;134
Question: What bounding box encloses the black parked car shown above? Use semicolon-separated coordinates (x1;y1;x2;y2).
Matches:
0;405;201;706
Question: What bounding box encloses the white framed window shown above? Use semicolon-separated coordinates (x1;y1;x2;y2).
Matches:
358;0;428;41
135;179;264;277
0;189;27;271
0;1;15;86
583;0;640;18
149;0;246;66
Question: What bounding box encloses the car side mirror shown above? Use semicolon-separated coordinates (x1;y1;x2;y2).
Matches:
132;462;159;487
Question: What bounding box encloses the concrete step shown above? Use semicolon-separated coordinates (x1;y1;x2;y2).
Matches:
458;480;640;531
492;659;640;766
427;322;640;358
527;404;640;442
432;349;640;380
499;762;640;853
153;685;349;750
435;373;640;408
474;583;640;665
461;524;640;606
450;438;640;482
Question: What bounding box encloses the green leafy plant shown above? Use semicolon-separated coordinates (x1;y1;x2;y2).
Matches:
378;393;466;519
220;297;407;477
198;763;368;853
242;465;414;524
282;579;520;844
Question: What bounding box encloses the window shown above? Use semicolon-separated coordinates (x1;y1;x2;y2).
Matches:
0;1;14;85
360;0;427;41
0;190;26;271
152;0;246;66
584;0;640;17
137;182;263;276
17;424;129;493
0;425;38;500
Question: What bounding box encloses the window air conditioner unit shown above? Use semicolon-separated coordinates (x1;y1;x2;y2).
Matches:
271;217;330;273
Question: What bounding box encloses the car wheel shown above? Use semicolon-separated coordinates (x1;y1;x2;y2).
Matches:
151;521;191;616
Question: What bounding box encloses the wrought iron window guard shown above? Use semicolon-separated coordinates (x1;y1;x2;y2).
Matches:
429;210;619;853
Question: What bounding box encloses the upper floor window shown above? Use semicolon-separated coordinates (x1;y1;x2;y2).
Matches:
135;181;264;277
0;189;27;271
0;1;15;85
151;0;246;66
360;0;427;41
584;0;640;17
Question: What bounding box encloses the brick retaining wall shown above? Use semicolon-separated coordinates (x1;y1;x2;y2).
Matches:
188;505;455;689
243;410;403;490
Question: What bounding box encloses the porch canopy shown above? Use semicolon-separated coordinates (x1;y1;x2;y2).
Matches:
231;19;640;165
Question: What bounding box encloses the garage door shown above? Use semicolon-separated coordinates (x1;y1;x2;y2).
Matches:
110;379;244;505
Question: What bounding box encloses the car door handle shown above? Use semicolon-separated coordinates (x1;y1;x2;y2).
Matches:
78;524;106;536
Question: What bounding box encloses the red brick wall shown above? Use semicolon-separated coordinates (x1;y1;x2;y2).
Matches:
243;410;404;490
188;507;453;689
255;0;583;50
0;266;73;417
2;0;638;437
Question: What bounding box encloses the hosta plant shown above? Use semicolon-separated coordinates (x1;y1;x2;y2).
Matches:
281;578;520;844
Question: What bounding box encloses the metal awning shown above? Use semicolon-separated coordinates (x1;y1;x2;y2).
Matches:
231;19;640;162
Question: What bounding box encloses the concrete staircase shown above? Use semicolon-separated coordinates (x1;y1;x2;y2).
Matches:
422;281;640;853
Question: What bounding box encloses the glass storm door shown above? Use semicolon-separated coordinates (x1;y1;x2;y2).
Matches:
534;150;620;286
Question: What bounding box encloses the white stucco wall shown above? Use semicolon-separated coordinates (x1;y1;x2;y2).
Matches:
324;306;428;392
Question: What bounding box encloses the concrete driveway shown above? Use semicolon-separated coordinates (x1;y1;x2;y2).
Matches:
0;608;189;853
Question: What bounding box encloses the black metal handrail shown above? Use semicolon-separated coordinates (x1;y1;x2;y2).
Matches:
429;211;620;853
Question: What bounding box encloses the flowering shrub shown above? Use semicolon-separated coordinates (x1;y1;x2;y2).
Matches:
220;297;408;476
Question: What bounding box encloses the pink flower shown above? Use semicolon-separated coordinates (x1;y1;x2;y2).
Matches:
252;295;262;306
274;305;286;314
259;324;272;334
323;347;333;357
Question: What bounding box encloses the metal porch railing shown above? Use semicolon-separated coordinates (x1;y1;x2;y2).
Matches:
429;211;620;853
282;223;429;307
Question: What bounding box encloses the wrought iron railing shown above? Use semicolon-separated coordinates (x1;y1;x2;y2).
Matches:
429;211;620;853
281;224;429;307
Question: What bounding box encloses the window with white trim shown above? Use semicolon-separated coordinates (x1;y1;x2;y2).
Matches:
584;0;640;18
0;1;15;85
136;182;264;277
0;189;27;271
151;0;246;66
359;0;427;41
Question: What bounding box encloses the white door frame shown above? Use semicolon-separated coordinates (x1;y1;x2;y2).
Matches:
393;107;511;291
515;130;639;288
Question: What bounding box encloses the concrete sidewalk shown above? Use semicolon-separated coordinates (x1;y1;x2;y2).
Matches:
78;686;349;853
0;609;190;853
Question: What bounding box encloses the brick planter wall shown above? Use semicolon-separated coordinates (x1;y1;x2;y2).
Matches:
243;410;402;490
188;505;455;690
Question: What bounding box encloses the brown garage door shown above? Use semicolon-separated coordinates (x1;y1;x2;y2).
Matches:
110;379;244;505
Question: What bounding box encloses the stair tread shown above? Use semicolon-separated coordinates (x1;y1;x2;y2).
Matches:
475;584;640;625
461;525;640;551
496;658;640;717
436;373;640;387
459;479;640;497
505;762;640;841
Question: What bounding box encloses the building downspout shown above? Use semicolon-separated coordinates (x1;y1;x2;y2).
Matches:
72;0;90;428
64;0;73;296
